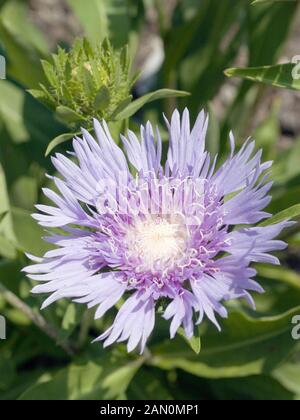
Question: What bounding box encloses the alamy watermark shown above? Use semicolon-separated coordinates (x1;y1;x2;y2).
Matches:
292;55;300;80
95;173;206;227
0;55;6;79
291;315;300;340
0;315;6;340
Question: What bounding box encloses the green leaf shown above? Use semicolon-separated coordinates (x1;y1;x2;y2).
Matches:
211;375;294;400
164;0;247;117
221;1;297;142
66;0;109;44
272;363;300;397
253;100;280;160
59;304;84;342
252;0;296;4
66;0;130;47
55;106;85;125
257;264;300;290
61;304;77;331
0;164;16;248
41;60;57;87
94;86;111;111
0;80;64;148
206;104;220;156
10;176;38;212
0;235;17;259
272;137;300;185
0;0;48;54
127;368;174;400
45;133;76;157
259;204;300;226
225;63;300;91
150;307;300;378
178;327;201;355
0;370;50;401
0;81;30;144
0;0;47;87
27;88;55;110
110;96;133;119
0;259;23;293
0;211;8;224
0;166;9;217
0;356;16;391
19;356;143;400
114;89;190;120
10;207;51;255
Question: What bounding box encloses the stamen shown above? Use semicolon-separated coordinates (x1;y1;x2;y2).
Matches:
125;216;188;272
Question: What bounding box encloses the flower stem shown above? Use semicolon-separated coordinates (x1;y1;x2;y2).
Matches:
0;282;75;356
77;308;94;350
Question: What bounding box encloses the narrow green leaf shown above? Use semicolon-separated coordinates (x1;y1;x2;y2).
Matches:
151;307;300;378
82;66;95;97
252;0;296;4
10;207;51;255
210;375;294;400
0;211;8;224
27;88;54;109
0;0;47;87
62;304;77;332
257;264;300;290
178;328;201;355
45;133;76;157
0;235;17;259
0;0;48;54
66;0;109;44
114;89;190;120
19;356;143;400
41;60;57;87
27;89;46;101
225;63;300;90
272;363;300;396
110;96;133;119
0;164;16;246
67;0;130;47
0;80;62;148
253;100;280;159
0;356;16;391
59;304;84;342
0;81;29;143
55;106;85;125
206;104;220;156
127;368;174;400
94;86;110;111
259;204;300;226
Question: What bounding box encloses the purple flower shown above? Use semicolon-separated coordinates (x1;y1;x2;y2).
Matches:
23;109;290;353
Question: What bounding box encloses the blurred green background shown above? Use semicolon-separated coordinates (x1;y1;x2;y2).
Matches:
1;0;300;400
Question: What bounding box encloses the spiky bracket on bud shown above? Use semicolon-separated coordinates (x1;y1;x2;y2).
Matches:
29;38;136;131
29;37;189;156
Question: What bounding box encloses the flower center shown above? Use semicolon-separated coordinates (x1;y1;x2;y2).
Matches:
126;216;188;272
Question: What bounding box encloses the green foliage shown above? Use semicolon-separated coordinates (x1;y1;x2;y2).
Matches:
66;0;136;48
114;88;190;120
0;0;300;401
178;327;201;355
252;0;296;4
151;307;300;378
225;63;300;90
19;354;143;400
30;38;135;130
259;204;300;226
30;37;189;154
0;0;48;87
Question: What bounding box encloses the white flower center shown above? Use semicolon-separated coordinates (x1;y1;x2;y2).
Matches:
126;216;188;272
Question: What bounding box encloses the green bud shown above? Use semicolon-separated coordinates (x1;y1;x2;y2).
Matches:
31;38;137;130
